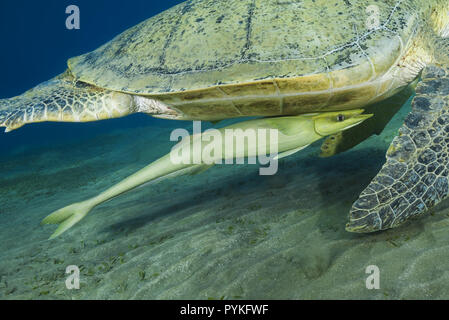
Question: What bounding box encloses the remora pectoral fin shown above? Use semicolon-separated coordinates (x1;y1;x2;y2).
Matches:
189;164;214;175
274;145;310;160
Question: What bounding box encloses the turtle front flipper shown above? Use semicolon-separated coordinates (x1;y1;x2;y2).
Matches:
0;71;138;132
347;64;449;232
0;71;172;132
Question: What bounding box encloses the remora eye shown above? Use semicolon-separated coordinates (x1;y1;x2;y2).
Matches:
337;114;345;122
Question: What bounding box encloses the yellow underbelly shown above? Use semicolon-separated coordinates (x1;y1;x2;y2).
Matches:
150;72;409;121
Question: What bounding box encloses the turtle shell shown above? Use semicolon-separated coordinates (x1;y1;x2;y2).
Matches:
68;0;421;120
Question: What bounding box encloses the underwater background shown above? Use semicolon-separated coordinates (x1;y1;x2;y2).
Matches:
1;0;449;300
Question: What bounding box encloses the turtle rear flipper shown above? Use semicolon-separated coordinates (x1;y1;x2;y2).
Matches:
0;71;172;132
347;63;449;232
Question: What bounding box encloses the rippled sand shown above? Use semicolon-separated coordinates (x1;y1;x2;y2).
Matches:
2;102;449;300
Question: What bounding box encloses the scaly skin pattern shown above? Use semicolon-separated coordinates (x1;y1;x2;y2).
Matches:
0;72;137;132
0;72;177;132
347;61;449;232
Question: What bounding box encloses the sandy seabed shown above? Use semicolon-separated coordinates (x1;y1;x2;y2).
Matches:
1;101;449;300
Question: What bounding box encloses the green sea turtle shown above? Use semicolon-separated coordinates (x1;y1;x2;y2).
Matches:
1;0;449;237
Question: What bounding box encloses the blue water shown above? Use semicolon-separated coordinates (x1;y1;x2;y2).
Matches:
0;0;184;153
